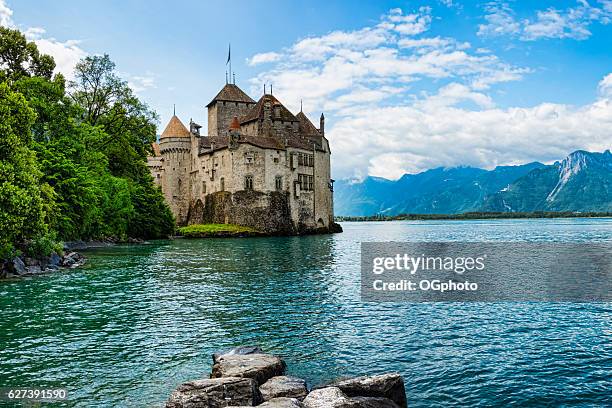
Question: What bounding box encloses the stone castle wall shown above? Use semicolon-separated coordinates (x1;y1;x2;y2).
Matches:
208;101;255;137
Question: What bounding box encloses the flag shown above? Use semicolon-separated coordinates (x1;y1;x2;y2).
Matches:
226;44;231;65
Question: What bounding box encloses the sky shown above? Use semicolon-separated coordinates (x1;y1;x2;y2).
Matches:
2;0;612;179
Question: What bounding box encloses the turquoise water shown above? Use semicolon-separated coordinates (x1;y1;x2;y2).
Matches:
1;219;611;407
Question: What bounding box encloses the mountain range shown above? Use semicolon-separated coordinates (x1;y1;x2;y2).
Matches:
334;150;612;216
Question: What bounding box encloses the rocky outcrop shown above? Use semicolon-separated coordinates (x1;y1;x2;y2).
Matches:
325;373;407;408
211;353;286;386
260;376;308;401
302;387;359;408
166;346;407;408
188;191;342;235
1;251;86;279
166;377;261;408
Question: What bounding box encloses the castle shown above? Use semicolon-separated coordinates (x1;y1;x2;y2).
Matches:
147;81;340;234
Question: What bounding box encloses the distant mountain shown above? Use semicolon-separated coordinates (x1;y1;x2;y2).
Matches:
334;150;612;216
335;162;544;216
483;150;612;212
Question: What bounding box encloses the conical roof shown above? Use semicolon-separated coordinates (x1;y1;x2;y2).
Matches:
161;115;191;138
206;83;255;107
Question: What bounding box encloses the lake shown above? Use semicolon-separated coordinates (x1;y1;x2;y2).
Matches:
1;219;611;407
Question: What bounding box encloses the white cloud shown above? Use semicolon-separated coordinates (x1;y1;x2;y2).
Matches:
247;52;281;66
598;73;612;96
25;28;87;81
246;7;611;180
248;7;527;116
331;82;612;179
0;0;12;27
478;1;612;41
127;72;157;93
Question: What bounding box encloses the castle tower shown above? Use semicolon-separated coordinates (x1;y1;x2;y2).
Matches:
159;114;192;225
206;83;255;137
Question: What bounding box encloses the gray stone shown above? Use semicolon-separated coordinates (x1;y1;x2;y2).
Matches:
350;396;400;408
62;252;85;268
165;377;261;408
211;353;286;386
49;252;61;267
302;387;360;408
229;397;304;407
212;345;263;363
10;257;27;275
260;376;308;401
27;265;42;274
324;374;407;408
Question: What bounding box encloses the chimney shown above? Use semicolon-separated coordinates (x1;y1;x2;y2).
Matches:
320;113;325;136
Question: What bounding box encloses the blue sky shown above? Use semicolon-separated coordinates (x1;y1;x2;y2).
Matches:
3;0;612;179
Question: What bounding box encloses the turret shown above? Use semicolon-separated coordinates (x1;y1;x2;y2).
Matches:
320;113;325;136
159;114;192;225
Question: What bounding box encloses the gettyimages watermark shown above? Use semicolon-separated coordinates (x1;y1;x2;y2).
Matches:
361;242;611;302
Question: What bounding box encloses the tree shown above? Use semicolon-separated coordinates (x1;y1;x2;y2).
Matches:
0;82;47;254
0;27;55;81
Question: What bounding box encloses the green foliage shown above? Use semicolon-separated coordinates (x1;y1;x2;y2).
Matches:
0;27;55;81
0;28;175;261
0;82;47;252
25;232;63;258
178;224;260;238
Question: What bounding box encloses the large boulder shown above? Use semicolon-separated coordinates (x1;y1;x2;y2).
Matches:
302;387;360;408
229;397;304;407
211;353;286;386
166;377;261;408
48;252;62;267
9;257;27;275
260;376;308;401
61;252;85;268
325;373;407;408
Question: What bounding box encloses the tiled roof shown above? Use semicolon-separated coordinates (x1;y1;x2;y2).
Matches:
241;94;299;124
161;115;191;138
296;111;321;136
151;142;161;156
206;84;255;107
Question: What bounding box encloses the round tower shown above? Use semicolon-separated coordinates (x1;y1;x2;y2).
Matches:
159;114;192;225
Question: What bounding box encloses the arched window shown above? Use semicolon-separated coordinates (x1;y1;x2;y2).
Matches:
275;176;282;191
220;177;225;191
245;175;254;190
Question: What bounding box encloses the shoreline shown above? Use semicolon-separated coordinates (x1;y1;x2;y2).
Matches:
337;212;612;222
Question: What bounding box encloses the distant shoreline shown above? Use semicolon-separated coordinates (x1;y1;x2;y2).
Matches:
336;211;612;222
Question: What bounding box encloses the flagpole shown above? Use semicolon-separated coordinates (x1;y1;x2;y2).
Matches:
229;44;232;84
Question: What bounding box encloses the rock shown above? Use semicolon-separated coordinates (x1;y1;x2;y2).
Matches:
325;374;407;408
9;257;27;275
211;353;286;386
229;397;304;407
260;376;308;401
24;257;39;266
49;252;62;267
350;396;400;408
212;345;263;363
27;265;42;274
61;252;85;268
302;387;360;408
165;377;261;408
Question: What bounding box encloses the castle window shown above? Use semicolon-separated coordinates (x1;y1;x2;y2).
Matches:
245;175;254;190
202;181;206;194
273;156;279;163
220;177;225;191
275;176;283;191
